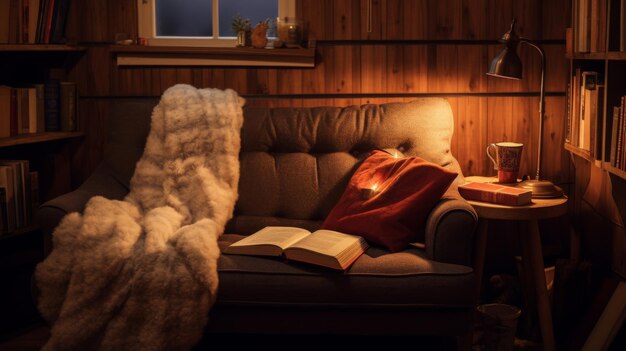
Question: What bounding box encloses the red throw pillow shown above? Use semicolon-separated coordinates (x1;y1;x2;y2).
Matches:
321;150;458;252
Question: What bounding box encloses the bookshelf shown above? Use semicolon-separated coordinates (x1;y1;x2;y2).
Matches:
565;0;626;181
0;43;85;336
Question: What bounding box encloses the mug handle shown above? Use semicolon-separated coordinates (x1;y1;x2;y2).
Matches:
486;143;498;170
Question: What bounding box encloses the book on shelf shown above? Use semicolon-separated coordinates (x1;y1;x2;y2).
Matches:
44;79;60;131
575;0;590;52
569;68;582;147
458;181;532;206
590;0;607;53
223;226;369;270
579;71;599;151
0;166;17;234
59;81;77;131
1;0;69;44
0;86;10;138
0;160;30;228
610;106;620;166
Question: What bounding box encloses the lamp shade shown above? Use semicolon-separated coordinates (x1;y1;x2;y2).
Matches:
487;46;523;80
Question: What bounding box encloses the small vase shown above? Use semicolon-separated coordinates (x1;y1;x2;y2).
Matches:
236;31;246;47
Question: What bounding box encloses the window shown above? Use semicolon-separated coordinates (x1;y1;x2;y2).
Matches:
138;0;295;47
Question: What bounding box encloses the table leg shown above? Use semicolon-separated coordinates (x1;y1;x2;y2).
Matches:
474;219;488;301
522;219;556;351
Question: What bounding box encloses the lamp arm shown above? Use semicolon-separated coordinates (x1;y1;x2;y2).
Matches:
520;38;545;181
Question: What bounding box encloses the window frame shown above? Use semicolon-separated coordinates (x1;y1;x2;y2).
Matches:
137;0;295;47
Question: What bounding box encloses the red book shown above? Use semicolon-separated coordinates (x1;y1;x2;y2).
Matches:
458;182;532;206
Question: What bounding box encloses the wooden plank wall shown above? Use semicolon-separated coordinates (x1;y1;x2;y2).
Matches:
63;0;571;189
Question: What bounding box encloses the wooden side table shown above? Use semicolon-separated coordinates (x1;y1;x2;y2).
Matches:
465;176;568;351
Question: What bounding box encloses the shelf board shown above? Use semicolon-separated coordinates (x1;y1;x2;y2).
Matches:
111;43;316;67
564;143;593;161
605;163;626;179
607;51;626;60
0;131;84;148
0;224;40;241
570;52;606;60
0;44;85;52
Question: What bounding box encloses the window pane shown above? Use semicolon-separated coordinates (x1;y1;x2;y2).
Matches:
155;0;213;37
219;0;278;37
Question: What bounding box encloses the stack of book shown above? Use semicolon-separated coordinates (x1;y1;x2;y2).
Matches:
458;182;532;206
608;96;626;170
566;69;604;159
0;160;39;235
0;80;77;138
0;0;71;44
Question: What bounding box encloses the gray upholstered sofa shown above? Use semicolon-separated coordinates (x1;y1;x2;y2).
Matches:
37;98;479;345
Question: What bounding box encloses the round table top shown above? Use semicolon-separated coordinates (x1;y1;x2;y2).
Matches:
464;176;568;220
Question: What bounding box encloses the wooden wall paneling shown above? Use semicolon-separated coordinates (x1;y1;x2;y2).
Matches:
461;0;487;40
297;0;333;40
446;97;460;158
276;67;303;96
542;0;571;39
248;68;272;95
357;97;404;106
66;46;112;97
402;45;428;93
223;69;249;95
174;69;194;87
360;45;387;103
518;44;541;93
398;0;428;40
301;99;332;107
456;96;488;176
426;45;458;93
385;45;404;93
545;45;569;92
382;0;403;40
302;47;329;95
486;0;514;39
71;100;108;185
485;96;514;177
323;46;360;107
207;68;226;91
114;67;151;96
426;0;462;39
457;45;487;93
543;96;569;184
512;96;537;180
333;0;360;39
190;68;211;89
513;0;542;39
66;0;137;43
360;0;382;40
65;0;108;42
152;68;178;96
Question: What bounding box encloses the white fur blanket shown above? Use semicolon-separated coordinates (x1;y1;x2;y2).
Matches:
35;85;244;350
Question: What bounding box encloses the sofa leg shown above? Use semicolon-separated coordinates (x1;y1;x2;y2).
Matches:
456;330;473;351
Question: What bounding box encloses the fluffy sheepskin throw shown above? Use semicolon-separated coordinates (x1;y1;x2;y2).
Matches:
35;84;244;351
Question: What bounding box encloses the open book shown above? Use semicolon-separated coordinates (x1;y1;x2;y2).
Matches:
223;226;369;270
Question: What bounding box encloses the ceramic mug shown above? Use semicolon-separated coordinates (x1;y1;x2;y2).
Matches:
486;142;524;183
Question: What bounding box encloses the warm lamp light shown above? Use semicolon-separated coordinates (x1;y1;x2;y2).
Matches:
487;19;563;198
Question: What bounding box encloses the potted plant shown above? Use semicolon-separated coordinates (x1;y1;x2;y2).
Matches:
232;14;251;47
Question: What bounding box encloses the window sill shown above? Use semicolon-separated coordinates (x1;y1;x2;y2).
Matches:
110;42;316;67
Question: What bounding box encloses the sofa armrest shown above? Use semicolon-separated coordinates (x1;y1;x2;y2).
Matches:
36;163;130;247
424;187;478;266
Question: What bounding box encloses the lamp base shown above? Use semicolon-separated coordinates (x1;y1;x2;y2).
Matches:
518;179;564;198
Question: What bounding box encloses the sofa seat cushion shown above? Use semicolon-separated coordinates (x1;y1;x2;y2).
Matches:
217;234;475;308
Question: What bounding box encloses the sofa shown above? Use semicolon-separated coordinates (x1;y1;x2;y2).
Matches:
37;97;479;345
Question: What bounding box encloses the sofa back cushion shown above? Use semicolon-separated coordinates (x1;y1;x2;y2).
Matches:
232;99;463;235
105;98;462;236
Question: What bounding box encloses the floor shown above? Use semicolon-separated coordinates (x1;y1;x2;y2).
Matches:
0;325;457;350
1;322;622;350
